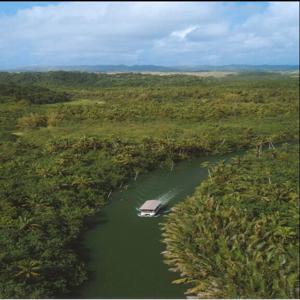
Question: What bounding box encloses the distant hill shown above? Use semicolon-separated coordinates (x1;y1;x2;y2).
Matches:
7;65;178;73
4;64;299;73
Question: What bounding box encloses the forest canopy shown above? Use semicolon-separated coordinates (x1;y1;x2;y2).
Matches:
162;145;299;298
0;71;298;298
0;82;71;104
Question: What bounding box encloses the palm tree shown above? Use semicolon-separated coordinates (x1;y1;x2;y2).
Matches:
71;175;94;188
15;260;41;280
17;214;40;231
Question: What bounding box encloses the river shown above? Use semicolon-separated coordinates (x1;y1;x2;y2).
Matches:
79;154;232;299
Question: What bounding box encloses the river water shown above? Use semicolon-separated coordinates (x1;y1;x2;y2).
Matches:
80;154;231;298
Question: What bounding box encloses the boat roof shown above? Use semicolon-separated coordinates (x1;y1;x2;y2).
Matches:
139;200;161;211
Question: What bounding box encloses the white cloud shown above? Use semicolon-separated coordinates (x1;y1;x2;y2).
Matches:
0;1;298;67
170;27;199;41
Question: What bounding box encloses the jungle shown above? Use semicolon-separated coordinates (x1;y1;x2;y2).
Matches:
0;71;298;298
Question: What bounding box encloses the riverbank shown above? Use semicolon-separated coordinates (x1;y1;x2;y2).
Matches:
161;144;299;298
78;154;234;299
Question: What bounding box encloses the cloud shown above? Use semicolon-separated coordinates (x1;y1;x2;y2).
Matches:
0;1;298;67
170;27;199;41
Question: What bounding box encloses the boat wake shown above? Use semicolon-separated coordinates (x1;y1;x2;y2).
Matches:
157;188;180;205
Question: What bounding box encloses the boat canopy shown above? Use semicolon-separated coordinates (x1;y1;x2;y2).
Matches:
139;200;161;211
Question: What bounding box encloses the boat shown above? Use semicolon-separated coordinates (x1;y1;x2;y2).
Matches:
138;199;163;217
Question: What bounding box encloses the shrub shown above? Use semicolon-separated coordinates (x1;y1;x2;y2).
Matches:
17;113;47;129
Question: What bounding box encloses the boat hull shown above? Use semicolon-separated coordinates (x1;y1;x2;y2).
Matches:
138;211;158;217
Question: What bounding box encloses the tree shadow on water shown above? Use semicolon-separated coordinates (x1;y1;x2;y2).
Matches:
63;212;109;299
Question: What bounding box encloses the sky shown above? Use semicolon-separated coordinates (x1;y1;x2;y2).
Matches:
0;1;298;68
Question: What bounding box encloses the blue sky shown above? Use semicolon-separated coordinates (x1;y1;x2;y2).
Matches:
0;2;298;68
0;2;59;15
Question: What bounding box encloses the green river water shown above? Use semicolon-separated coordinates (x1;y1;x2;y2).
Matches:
80;154;231;299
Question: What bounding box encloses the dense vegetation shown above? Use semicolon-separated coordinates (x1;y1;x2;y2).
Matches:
0;71;298;298
0;82;71;104
162;145;299;298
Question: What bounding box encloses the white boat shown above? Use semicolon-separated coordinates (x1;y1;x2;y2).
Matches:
138;200;162;217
